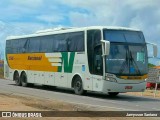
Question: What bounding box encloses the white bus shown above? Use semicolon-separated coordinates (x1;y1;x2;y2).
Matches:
4;26;157;96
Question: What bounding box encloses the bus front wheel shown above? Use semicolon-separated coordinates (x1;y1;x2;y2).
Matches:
73;76;86;95
20;72;28;87
108;92;119;97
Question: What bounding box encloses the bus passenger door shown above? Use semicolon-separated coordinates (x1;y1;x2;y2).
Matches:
87;29;102;91
92;46;103;91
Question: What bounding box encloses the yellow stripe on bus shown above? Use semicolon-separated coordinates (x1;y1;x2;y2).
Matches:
119;74;148;80
7;53;59;72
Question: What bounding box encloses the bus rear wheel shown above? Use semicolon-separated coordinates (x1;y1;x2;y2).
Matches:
108;92;119;97
14;72;21;86
73;76;86;95
20;72;28;87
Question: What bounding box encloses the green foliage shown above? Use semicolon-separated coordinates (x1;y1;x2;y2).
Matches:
148;63;156;68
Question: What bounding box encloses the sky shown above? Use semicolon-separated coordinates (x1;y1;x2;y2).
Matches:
0;0;160;64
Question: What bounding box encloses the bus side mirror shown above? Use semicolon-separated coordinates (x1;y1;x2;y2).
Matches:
101;40;110;56
147;43;158;58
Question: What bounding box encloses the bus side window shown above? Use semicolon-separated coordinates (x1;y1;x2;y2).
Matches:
27;38;41;53
53;34;67;52
19;39;29;53
67;32;84;52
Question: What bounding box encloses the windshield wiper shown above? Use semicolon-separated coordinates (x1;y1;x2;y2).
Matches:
119;49;141;75
129;51;141;75
119;49;129;74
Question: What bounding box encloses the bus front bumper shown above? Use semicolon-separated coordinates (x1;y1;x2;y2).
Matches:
102;80;146;93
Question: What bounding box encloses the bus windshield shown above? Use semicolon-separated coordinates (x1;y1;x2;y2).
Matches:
103;29;145;43
104;30;148;76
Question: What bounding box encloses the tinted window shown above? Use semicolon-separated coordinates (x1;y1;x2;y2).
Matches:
18;39;28;53
104;30;125;42
40;35;54;53
6;40;12;54
54;34;67;52
6;31;85;54
125;31;144;43
6;39;27;54
104;30;145;43
28;37;40;53
106;44;148;75
6;40;12;48
94;46;103;75
12;40;19;53
87;30;101;74
68;32;84;52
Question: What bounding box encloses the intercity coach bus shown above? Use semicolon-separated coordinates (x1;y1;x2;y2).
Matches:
4;26;157;96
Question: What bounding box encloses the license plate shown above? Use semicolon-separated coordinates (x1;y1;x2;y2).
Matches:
125;86;133;89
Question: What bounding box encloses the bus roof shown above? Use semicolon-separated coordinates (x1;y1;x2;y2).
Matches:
6;26;141;40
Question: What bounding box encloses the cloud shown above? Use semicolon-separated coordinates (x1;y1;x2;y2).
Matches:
0;21;5;31
0;3;41;22
0;19;65;59
37;14;64;23
69;12;93;26
10;0;43;8
60;0;160;42
125;0;159;10
0;21;50;56
0;0;160;64
58;0;160;64
0;20;64;44
59;0;131;26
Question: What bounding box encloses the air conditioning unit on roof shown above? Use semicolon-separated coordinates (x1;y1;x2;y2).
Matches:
35;27;75;34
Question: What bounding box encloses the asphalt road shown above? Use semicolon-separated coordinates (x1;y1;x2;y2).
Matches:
0;79;160;111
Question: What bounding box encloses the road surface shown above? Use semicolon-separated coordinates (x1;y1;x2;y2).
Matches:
0;79;160;111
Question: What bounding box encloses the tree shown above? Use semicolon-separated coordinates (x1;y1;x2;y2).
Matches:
148;63;156;68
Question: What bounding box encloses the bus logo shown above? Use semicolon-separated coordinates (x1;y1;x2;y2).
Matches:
9;56;14;60
46;52;75;73
58;52;75;73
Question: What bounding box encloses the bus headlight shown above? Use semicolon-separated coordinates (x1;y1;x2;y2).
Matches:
106;77;117;82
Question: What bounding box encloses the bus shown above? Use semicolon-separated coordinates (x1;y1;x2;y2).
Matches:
4;26;157;96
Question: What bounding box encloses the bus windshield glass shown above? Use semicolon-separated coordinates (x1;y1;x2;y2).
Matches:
103;29;145;43
104;30;148;76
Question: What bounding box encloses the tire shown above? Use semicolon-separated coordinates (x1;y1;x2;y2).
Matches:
73;76;86;95
20;72;28;87
14;72;21;86
108;92;119;97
